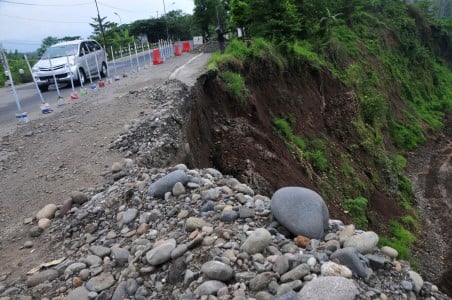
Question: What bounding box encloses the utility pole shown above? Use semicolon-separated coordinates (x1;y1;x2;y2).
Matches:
94;0;108;48
162;0;169;40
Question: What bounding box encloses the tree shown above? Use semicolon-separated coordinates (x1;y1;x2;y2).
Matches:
319;8;343;39
193;0;224;37
229;0;300;42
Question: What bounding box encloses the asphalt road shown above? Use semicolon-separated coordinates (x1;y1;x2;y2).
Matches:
0;50;169;129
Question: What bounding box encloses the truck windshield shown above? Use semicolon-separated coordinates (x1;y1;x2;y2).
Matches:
42;44;78;59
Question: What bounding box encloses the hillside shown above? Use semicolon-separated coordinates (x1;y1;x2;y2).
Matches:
184;0;452;295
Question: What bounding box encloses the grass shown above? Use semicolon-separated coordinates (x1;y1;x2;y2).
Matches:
289;40;325;69
219;71;249;104
273;118;330;173
208;38;287;71
379;220;418;266
344;197;369;229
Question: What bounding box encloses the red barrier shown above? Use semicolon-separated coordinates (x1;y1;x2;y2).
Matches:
153;49;163;65
174;44;181;56
182;42;191;52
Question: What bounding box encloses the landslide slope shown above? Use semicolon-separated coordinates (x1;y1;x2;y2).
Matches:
183;2;452;293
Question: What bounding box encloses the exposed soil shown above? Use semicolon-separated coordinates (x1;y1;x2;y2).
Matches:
184;61;450;294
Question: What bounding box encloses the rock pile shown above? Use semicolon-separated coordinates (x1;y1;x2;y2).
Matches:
0;163;448;299
0;81;449;300
110;80;193;168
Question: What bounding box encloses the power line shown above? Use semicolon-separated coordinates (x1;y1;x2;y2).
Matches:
98;1;139;14
0;0;91;7
0;39;41;44
0;13;88;23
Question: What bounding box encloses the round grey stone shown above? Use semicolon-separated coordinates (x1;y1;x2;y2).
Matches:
241;228;272;255
344;231;379;254
126;278;138;295
146;239;176;265
298;276;359;300
122;208;138;224
381;246;398;258
26;269;59;287
249;272;276;291
36;203;58;220
111;281;127;300
408;270;424;293
272;256;289;275
90;245;111;258
271;187;329;239
67;286;90;300
71;191;89;205
148;170;189;198
111;247;130;265
280;264;310;283
201;261;233;281
220;210;238;222
172;182;186;196
84;255;102;267
86;272;115;292
195;280;227;296
171;244;188;259
401;280;413;291
185;217;206;232
29;226;43;237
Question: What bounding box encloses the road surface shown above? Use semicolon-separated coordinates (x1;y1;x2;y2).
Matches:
0;50;208;137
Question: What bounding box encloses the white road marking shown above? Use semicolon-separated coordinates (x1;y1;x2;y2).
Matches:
169;53;204;81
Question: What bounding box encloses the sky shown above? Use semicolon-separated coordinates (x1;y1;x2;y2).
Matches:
0;0;195;52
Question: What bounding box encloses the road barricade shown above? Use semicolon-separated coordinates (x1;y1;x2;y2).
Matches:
182;41;191;52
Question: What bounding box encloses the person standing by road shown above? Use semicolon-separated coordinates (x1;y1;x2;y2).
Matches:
216;26;226;54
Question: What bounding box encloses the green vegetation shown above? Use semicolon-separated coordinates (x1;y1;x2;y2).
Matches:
273;118;330;174
379;220;417;262
344;197;369;229
219;71;248;104
1;50;35;86
209;38;286;70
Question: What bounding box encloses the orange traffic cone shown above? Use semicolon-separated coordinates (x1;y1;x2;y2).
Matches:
153;49;163;65
174;44;181;56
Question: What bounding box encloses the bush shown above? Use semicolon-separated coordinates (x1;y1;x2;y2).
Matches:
390;119;426;151
344;197;368;229
360;94;388;124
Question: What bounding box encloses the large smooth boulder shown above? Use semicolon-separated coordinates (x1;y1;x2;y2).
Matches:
148;170;189;198
271;187;329;239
